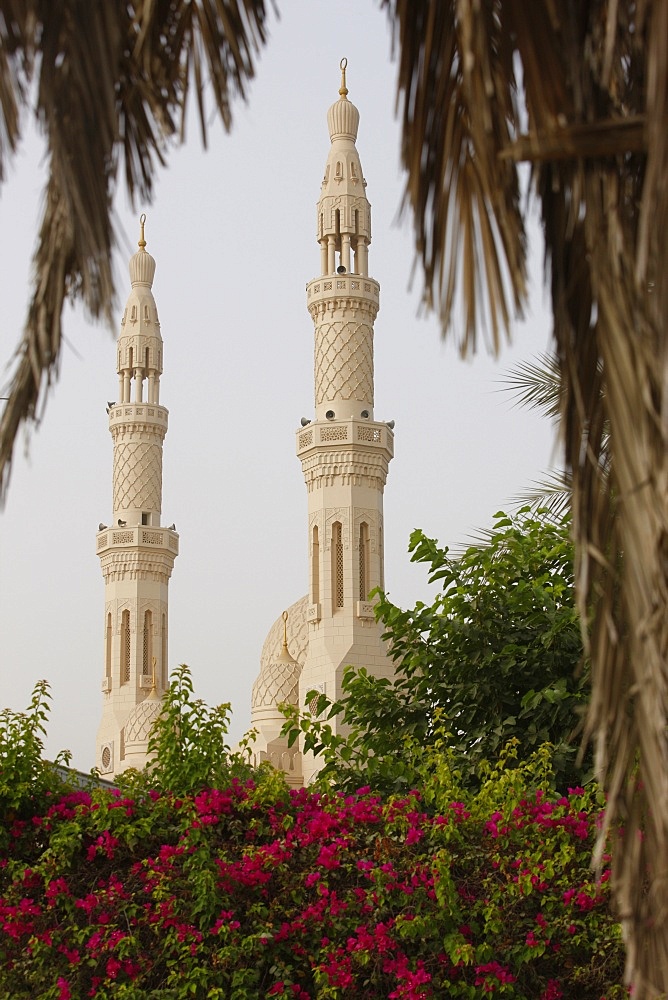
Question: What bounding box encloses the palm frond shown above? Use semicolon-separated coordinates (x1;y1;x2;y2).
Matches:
508;470;572;521
500;352;561;423
0;0;271;499
385;1;668;993
385;0;527;355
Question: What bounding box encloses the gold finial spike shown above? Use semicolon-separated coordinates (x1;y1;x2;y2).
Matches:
151;655;157;692
138;213;147;251
281;610;289;650
339;57;348;98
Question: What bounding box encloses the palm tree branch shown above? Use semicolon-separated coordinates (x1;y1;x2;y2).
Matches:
0;0;271;499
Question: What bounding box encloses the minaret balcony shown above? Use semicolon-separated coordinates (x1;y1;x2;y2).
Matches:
96;525;179;557
306;274;379;310
108;404;168;429
296;418;394;459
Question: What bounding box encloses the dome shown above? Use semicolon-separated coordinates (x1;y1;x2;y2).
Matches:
251;647;300;712
259;595;309;671
252;596;309;712
129;248;156;287
124;689;163;745
327;59;359;141
327;97;359;142
129;213;156;287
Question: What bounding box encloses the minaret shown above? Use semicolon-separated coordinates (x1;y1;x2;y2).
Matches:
95;216;178;777
297;61;395;783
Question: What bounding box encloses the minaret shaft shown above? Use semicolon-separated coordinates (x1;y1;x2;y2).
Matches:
297;63;394;783
95;220;178;778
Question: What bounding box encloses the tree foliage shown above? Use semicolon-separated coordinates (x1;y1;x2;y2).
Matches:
287;510;589;794
0;715;624;999
0;681;72;846
135;663;253;798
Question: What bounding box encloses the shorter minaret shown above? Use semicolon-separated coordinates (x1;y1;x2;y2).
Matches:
297;61;395;783
95;217;178;777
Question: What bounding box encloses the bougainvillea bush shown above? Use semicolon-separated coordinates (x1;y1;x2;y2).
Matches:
0;733;625;999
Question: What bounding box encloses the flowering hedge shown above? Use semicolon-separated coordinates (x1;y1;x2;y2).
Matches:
0;757;625;999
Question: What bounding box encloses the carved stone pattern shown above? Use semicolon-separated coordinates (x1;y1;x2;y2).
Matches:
358;425;381;443
138;598;159;622
251;657;301;711
97;534;108;549
124;698;162;744
315;320;373;405
116;601;134;633
325;508;350;550
320;425;348;442
354;508;378;553
141;531;163;545
299;429;313;448
99;550;176;584
308;511;323;554
357;601;375;619
259;595;309;672
112;531;134;544
113;440;162;512
168;536;178;551
299;451;391;491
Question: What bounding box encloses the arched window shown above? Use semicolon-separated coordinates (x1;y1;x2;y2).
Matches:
105;613;112;681
162;614;167;689
142;610;152;677
311;526;320;604
121;610;131;683
359;522;370;600
379;522;384;591
332;522;344;611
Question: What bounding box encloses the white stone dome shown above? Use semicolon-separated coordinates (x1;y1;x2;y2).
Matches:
327;58;359;141
327;96;359;142
252;596;309;712
129;247;156;287
124;690;163;745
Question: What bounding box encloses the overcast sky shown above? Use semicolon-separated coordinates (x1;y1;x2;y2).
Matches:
0;1;558;770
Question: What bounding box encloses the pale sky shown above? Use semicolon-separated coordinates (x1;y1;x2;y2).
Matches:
0;1;557;769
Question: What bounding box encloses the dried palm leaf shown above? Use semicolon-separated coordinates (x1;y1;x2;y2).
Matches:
0;0;271;498
383;0;668;993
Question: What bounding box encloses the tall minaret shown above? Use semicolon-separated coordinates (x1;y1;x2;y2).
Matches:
95;217;179;777
297;61;395;782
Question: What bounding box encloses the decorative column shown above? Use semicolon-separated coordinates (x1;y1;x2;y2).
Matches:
95;217;178;777
297;61;395;783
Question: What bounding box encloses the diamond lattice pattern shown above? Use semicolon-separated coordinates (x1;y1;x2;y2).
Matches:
315;320;373;405
252;659;301;710
114;441;162;512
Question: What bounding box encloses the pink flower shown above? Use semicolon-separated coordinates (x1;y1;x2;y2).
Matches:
57;978;71;1000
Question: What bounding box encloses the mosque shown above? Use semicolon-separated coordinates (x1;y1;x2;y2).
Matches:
95;61;396;786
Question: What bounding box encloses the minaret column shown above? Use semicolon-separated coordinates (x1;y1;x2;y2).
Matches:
297;61;394;784
95;217;179;779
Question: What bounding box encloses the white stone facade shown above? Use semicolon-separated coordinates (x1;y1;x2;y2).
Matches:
250;62;395;786
299;64;395;783
95;220;178;778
